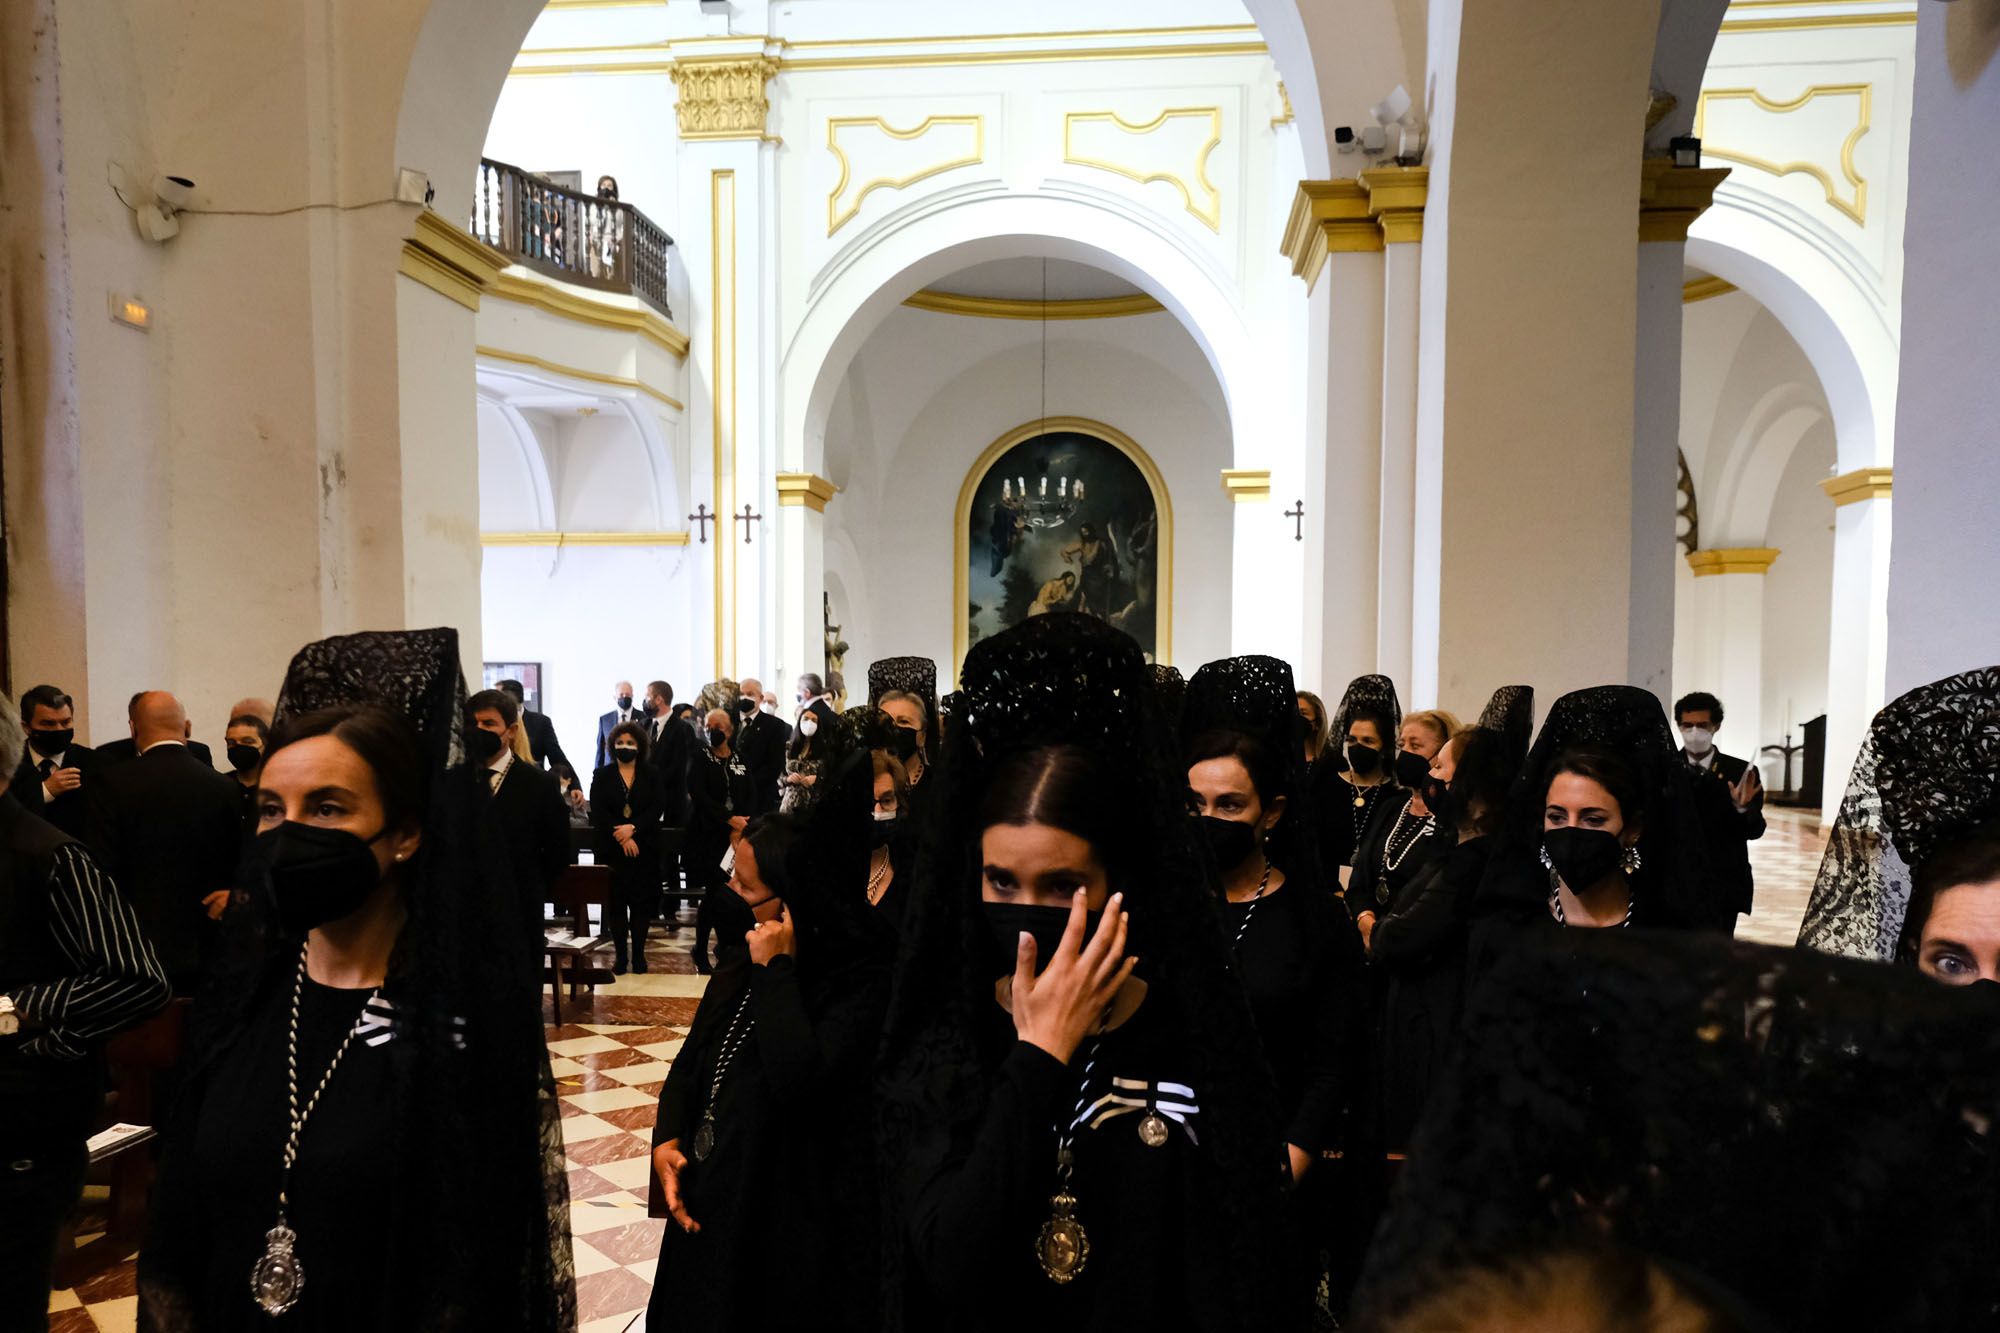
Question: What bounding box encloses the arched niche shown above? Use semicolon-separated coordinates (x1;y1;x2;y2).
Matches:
953;417;1171;669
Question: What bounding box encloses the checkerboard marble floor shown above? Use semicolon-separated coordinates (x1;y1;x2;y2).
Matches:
54;829;1832;1332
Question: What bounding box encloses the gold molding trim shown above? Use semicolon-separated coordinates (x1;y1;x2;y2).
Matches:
486;272;690;359
475;347;686;412
1719;11;1915;33
826;115;985;234
782;40;1265;73
1220;468;1272;503
399;211;508;311
1361;165;1429;245
787;23;1258;49
482;530;690;547
902;289;1164;320
1639;160;1734;242
1280;180;1379;291
1271;81;1295;128
1064;108;1223;231
1687;547;1781;576
953;416;1174;675
711;169;737;677
671;55;781;140
1820;466;1892;506
1683;275;1739;303
1696;84;1871;225
511;34;1267;78
775;473;839;511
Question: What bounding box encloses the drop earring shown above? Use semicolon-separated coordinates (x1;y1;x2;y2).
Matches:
1620;844;1642;874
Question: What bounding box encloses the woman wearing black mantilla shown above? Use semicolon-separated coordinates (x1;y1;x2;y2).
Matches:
1314;675;1404;873
877;614;1291;1332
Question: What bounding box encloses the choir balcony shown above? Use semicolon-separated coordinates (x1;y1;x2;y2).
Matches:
472;157;675;320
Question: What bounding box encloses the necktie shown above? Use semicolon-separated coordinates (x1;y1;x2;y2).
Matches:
489;768;504;796
38;758;55;781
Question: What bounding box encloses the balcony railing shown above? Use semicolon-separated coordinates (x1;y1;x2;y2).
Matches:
471;158;674;319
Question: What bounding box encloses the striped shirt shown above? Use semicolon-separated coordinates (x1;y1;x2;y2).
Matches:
12;844;170;1061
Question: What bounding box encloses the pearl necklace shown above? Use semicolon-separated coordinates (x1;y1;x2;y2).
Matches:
865;849;892;905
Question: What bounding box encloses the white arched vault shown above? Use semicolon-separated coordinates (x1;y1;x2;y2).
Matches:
782;192;1276;484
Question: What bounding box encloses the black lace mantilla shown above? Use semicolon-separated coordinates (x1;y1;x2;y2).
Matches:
1475;684;1535;771
1799;664;2000;960
1356;931;2000;1329
1333;673;1402;744
869;655;938;722
273;627;468;768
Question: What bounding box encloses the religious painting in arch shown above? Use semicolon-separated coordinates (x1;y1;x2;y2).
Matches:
960;419;1168;664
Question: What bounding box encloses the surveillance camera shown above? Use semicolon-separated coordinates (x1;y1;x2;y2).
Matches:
152;175;195;210
136;203;181;243
1372;85;1413;128
1359;125;1389;156
1334;125;1358;153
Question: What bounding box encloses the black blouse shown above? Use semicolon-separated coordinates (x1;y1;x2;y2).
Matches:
1314;768;1401;872
902;991;1232;1333
1346;789;1444;922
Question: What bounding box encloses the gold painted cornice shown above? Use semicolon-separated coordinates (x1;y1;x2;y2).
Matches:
1682;275;1739;303
1719;11;1914;34
775;473;839;511
1280;181;1378;292
1687;546;1780;576
670;55;781;140
1220;468;1272;502
903;289;1164;320
486;271;690;359
1360;165;1429;245
1639;160;1733;243
482;530;691;547
400;211;509;311
1820;467;1892;506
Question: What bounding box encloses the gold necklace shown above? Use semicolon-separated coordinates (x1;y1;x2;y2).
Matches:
865;849;892;905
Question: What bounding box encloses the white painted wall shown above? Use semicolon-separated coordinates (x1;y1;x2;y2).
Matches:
1760;419;1835;766
820;305;1233;687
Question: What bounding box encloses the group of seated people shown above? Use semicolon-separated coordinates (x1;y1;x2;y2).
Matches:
3;619;1997;1332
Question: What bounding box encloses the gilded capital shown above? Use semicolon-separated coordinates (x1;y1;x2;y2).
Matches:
670;56;781;141
1280;180;1379;292
1360;165;1428;245
1639;159;1731;243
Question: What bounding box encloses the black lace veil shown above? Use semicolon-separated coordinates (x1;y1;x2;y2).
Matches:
1798;664;2000;961
1475;684;1535;772
1333;673;1402;745
1147;662;1187;735
876;614;1285;1327
1354;931;2000;1328
868;655;939;722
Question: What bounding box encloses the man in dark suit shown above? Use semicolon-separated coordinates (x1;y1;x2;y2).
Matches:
1675;691;1765;927
91;691;215;769
8;685;100;838
794;672;840;734
595;680;645;771
730;676;790;816
641;680;690;910
465;689;570;949
82;692;243;995
495;679;570;773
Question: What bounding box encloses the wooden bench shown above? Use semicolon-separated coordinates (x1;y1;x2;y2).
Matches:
545;864;616;1023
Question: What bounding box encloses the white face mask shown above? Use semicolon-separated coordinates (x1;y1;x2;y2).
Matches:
872;809;896;823
800;717;819;737
762;701;777;714
1680;725;1715;755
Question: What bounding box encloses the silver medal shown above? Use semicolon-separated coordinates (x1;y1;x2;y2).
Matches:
1137;1110;1170;1148
691;1116;716;1162
250;1221;305;1315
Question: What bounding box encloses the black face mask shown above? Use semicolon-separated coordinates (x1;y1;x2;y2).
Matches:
27;728;73;758
707;728;729;750
1393;749;1432;789
464;727;504;764
888;726;921;761
869;815;898;849
737;698;757;714
617;694;633;711
983;902;1102;980
227;743;263;775
1425;778;1455;826
1197;815;1257;870
1346;743;1382;776
256;822;392;936
613;745;640;763
1544;827;1627;891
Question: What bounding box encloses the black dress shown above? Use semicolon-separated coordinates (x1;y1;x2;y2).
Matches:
144;976;398;1331
589;761;663;910
1366;836;1490;1150
1315;770;1399;873
902;990;1236;1333
1223;880;1370;1321
648;951;888;1332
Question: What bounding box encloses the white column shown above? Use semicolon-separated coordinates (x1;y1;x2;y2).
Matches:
1683;548;1777;769
1822;475;1892;822
774;475;833;679
1365;167;1425;700
1281;181;1383;695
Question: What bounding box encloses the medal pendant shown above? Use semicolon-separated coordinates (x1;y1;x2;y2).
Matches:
1375;884;1390;906
1036;1189;1090;1284
1137;1110;1170;1148
249;1221;305;1315
1353;795;1366;808
691;1116;716;1162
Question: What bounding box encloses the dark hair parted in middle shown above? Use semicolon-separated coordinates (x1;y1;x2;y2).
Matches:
1543;743;1647;830
975;743;1134;879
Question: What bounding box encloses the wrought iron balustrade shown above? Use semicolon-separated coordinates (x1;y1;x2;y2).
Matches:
471;158;674;319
